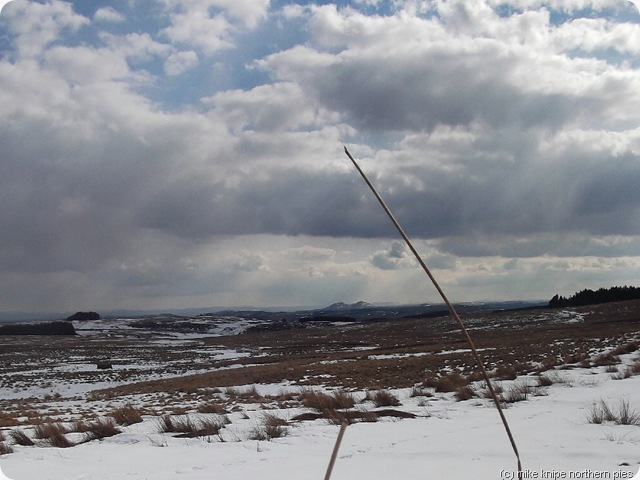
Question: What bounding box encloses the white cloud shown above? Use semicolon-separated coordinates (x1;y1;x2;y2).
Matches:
164;50;199;75
207;82;329;133
43;45;131;84
98;32;173;65
94;6;125;23
158;0;270;54
1;0;89;59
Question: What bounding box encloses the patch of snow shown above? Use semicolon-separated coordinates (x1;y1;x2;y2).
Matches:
2;358;640;479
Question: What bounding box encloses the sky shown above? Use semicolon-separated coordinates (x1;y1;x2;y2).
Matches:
0;0;640;314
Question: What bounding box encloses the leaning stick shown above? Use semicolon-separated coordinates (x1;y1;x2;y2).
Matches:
344;146;523;479
324;421;349;480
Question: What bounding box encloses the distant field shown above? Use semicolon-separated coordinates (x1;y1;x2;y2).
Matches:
0;300;638;423
1;300;639;480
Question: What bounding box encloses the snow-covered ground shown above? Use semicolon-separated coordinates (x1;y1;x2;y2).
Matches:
2;352;639;480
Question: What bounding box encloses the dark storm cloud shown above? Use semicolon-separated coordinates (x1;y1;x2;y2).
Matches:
295;53;578;132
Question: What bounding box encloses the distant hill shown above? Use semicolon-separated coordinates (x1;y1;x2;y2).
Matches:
323;301;372;311
549;286;640;308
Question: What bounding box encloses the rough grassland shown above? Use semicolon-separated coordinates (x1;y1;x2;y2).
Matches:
0;300;638;427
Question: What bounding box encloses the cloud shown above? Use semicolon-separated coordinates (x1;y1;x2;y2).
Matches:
158;0;270;54
259;5;640;134
207;82;325;132
0;0;89;59
164;50;199;75
93;6;125;23
371;241;414;270
0;0;639;311
0;0;14;14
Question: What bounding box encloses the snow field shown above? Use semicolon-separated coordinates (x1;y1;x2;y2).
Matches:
1;352;640;480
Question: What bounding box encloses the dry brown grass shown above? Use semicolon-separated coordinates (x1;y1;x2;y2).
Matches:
592;353;621;367
110;403;143;426
454;385;476;401
34;423;73;448
609;341;639;356
428;372;469;393
157;415;224;438
81;306;640;404
610;367;633;380
250;413;289;440
33;422;67;439
83;418;121;441
196;402;228;414
227;385;266;403
364;390;401;407
10;429;34;446
2;300;640;425
493;364;518;380
71;420;93;433
588;399;640;426
300;389;355;411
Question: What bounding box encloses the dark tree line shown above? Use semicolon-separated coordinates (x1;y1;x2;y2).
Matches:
0;321;77;336
66;311;100;321
549;285;640;308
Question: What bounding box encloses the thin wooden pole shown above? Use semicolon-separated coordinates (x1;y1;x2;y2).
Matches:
344;146;523;479
324;421;349;480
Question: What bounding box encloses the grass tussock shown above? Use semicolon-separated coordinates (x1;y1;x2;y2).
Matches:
537;371;571;387
454;385;477;401
71;420;94;433
34;423;73;448
84;418;121;441
501;380;532;404
300;389;355;411
157;415;225;438
610;367;633;380
592;353;621;367
110;404;143;426
588;399;640;426
33;422;67;439
609;341;639;357
249;413;289;440
425;372;469;392
10;429;34;446
0;442;13;455
227;385;265;403
364;390;401;407
493;364;517;381
410;385;432;398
